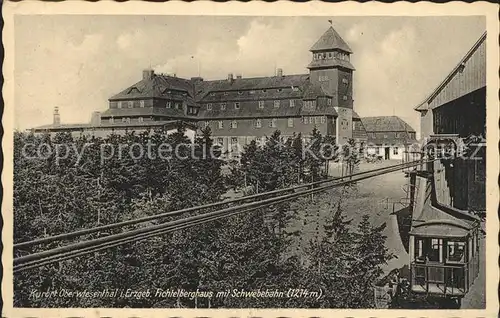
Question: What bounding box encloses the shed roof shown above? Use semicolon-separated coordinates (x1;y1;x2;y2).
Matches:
361;116;416;133
414;32;486;112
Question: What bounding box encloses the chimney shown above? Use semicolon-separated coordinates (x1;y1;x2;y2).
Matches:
227;73;234;82
143;69;154;80
90;111;102;126
277;68;283;77
53;106;61;125
236;74;242;79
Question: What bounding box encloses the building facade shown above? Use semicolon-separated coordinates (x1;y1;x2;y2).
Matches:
362;116;417;160
33;26;359;151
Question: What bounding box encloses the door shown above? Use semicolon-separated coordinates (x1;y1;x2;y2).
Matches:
384;147;390;160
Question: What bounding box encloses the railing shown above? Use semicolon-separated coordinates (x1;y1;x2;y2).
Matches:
411;262;468;297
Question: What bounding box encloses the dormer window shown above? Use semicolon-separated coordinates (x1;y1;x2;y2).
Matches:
238;91;243;95
327;98;332;105
207;103;212;110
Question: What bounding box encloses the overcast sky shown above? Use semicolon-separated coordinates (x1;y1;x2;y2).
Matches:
14;15;485;137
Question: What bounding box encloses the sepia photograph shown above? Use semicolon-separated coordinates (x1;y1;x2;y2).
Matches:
2;2;498;317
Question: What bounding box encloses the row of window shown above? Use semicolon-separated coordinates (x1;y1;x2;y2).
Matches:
206;116;327;130
117;100;146;109
313;51;350;61
109;117;145;124
369;132;415;139
205;99;331;111
209;87;300;97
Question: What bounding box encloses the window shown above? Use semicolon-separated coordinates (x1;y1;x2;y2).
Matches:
287;118;294;128
207;103;212;110
327;98;332;105
319;75;329;82
121;117;127;123
304;100;316;109
128;101;134;108
166;102;171;109
415;238;425;262
109;117;114;124
140;100;145;108
343;95;348;101
138;117;144;123
238;91;243;95
255;119;262;128
234;102;240;109
429;238;443;262
371;133;376;138
447;241;466;262
217;137;223;145
292;86;299;91
231;137;238;145
327;52;332;58
258;101;265;109
223;92;229;96
314;117;320;124
352;121;356;129
221;103;226;110
303;117;308;124
395;132;401;138
218;121;223;129
321;116;326;124
393;147;399;155
269;118;277;128
290;100;295;107
274;100;280;108
231;120;238;129
117;101;122;109
204;121;210;128
176;103;182;110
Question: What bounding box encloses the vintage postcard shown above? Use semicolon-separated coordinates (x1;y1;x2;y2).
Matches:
2;1;499;318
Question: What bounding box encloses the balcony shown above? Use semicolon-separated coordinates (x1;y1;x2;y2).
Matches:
411;262;469;296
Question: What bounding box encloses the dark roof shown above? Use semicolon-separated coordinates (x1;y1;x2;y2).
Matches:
310;27;353;53
352;110;361;119
109;75;194;101
195;74;310;100
414;32;486;112
361;116;416;133
100;107;198;120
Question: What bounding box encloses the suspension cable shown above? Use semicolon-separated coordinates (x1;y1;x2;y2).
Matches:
14;160;427;269
14;160;424;249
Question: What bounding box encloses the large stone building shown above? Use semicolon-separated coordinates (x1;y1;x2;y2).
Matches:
33;26;365;151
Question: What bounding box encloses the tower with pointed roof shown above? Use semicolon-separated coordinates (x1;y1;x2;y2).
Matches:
308;26;355;144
